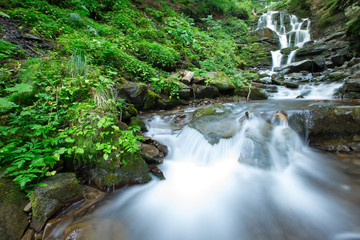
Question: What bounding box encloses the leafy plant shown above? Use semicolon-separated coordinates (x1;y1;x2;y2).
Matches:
150;77;180;99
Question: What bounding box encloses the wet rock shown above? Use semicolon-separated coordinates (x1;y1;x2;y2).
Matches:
236;86;268;100
42;186;105;240
344;78;360;92
0;179;28;240
283;59;313;73
178;82;193;100
189;107;239;145
290;106;360;152
140;143;164;164
21;229;34;240
192;76;206;85
129;117;147;132
192;104;228;120
143;90;161;111
313;57;327;71
172;113;192;131
250;27;279;47
328;71;350;82
193;84;219;99
296;45;328;59
30;173;82;232
148;164;165;180
204;72;235;95
90;153;151;190
331;53;346;66
206;72;235;94
63;219;129;240
117;82;148;109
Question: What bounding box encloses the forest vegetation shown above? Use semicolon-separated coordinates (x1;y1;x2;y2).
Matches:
0;0;359;192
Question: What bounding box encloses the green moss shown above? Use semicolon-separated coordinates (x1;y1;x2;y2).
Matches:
236;86;268;100
143;90;160;111
129;117;147;132
192;104;227;120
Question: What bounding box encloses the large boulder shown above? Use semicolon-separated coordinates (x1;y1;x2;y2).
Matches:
0;179;28;240
250;27;280;48
117;82;148;109
90;153;151;190
344;78;360;92
193;84;219;99
282;59;314;73
205;72;235;95
289;106;360;152
30;173;82;232
236;86;268;100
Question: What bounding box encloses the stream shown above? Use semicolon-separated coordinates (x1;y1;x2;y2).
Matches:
46;11;360;240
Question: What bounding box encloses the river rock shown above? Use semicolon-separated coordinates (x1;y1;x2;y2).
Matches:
283;59;314;73
117;82;148;109
328;71;350;82
193;84;219;99
290;105;360;152
0;179;28;240
90;153;151;190
189;106;239;144
236;86;268;100
344;78;360;92
205;72;235;95
251;27;279;47
30;173;82;232
140;143;164;164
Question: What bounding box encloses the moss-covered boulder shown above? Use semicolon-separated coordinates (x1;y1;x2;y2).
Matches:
289;105;360;152
117;82;148;109
30;173;82;232
192;104;228;120
143;90;161;111
205;72;235;95
190;105;238;144
129;117;147;132
236;86;268;100
0;179;28;240
90;153;151;190
193;84;219;99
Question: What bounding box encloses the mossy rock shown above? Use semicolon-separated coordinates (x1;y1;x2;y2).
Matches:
122;104;138;122
30;173;82;232
117;82;148;109
143;90;161;111
192;104;228;120
0;179;28;240
236;86;268;100
90;153;151;190
205;72;235;95
129;117;147;132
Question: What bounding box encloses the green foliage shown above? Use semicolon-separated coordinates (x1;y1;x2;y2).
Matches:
0;40;25;61
287;0;311;17
150;77;180;99
134;40;181;70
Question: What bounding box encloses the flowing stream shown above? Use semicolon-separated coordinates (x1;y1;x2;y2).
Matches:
80;101;360;240
256;11;342;99
46;12;360;240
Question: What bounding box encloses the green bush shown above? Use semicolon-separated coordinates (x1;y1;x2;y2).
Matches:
134;40;181;71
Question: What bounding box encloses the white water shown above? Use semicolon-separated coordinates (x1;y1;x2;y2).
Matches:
88;106;360;240
269;82;343;99
257;11;311;71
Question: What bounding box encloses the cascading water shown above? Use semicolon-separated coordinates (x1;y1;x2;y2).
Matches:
256;12;343;100
257;11;311;71
47;102;360;240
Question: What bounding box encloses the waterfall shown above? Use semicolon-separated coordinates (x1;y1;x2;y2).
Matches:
52;103;360;240
257;11;311;71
